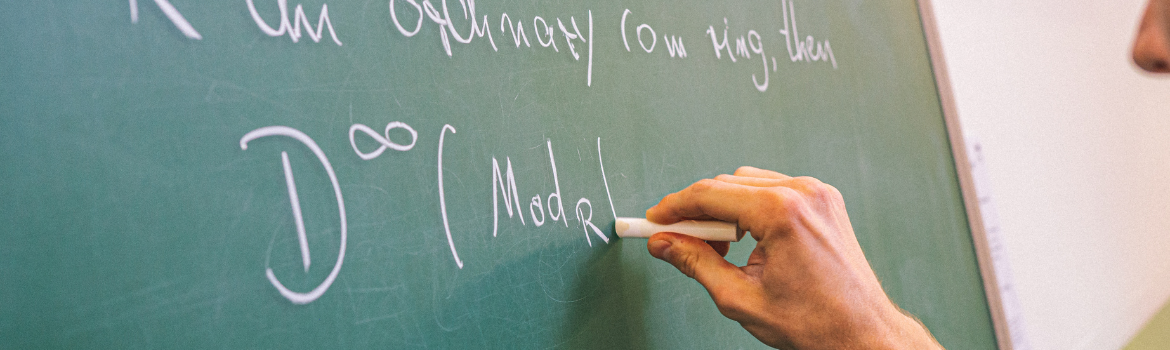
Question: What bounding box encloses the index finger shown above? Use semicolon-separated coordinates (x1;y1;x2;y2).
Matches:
646;179;759;226
733;166;792;180
714;174;787;188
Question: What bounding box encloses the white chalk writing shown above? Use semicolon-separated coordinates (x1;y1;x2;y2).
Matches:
246;0;343;46
240;126;348;305
131;1;843;90
779;0;836;68
224;0;853;305
129;0;202;39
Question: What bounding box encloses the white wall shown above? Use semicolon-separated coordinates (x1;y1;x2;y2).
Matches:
930;1;1170;349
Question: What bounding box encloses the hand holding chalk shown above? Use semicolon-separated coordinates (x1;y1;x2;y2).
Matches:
640;167;943;349
615;217;743;242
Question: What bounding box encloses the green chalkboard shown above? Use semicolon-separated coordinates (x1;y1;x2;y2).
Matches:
0;0;996;348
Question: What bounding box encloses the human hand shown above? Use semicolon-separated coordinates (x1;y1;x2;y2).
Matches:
645;166;942;350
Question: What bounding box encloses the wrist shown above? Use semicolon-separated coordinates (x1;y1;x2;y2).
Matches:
795;304;941;350
871;308;943;350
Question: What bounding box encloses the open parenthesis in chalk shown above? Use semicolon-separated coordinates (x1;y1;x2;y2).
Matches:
239;122;619;304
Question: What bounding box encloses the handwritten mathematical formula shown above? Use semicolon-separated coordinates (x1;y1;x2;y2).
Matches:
131;0;838;91
242;121;618;304
132;0;845;304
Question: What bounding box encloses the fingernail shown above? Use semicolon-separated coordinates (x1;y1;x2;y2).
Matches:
648;239;672;260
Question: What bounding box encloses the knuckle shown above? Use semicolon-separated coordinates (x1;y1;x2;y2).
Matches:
676;250;699;278
652;192;686;220
753;191;779;215
823;183;844;201
810;183;843;204
686;179;719;199
790;176;842;202
790;176;824;189
758;187;802;211
714;174;736;182
659;191;681;205
754;188;806;231
693;178;720;191
655;193;678;211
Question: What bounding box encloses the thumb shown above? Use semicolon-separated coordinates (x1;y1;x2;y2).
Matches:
647;232;749;293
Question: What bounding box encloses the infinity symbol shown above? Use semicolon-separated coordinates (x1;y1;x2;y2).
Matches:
349;122;419;160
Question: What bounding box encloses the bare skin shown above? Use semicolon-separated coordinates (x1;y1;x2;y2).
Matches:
645;167;941;349
1134;0;1170;73
640;3;1168;348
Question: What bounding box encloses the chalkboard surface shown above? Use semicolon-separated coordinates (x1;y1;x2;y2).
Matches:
0;0;996;348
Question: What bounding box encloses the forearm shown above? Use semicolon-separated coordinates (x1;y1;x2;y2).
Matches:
781;305;942;350
874;311;944;350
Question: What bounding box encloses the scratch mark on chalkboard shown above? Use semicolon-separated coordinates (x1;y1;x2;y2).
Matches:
204;81;219;102
62;280;222;339
536;253;585;303
347;282;409;325
190;74;298;116
432;298;460;332
344;184;390;196
124;280;179;301
356;311;407;325
351;285;405;293
496;83;506;118
516;101;537;113
224;190;254;234
542;292;584;303
349;220;400;232
343;278;360;325
475;289;502;303
199;79;250;105
449;169;467;189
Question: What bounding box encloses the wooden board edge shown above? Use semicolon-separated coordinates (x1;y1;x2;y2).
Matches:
914;1;1013;349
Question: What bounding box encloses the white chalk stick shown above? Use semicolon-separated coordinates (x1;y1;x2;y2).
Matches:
614;217;743;242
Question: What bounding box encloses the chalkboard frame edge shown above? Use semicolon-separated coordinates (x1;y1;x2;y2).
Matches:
916;1;1013;349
